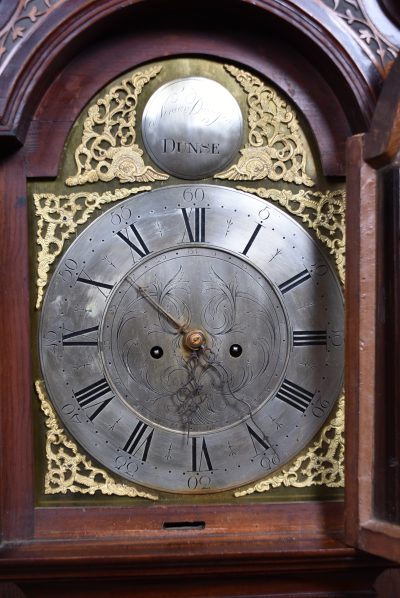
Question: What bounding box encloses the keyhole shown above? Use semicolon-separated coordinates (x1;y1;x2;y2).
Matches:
230;344;242;357
150;346;164;359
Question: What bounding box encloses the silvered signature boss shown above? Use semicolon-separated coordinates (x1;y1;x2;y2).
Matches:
141;77;243;179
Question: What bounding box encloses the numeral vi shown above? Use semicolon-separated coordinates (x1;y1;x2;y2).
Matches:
191;437;213;471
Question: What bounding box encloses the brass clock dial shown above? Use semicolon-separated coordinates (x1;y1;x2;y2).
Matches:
39;184;343;494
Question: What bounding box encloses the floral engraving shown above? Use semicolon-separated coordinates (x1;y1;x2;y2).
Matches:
111;258;287;434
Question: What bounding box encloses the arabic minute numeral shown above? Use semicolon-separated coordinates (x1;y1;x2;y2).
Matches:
312;397;330;418
58;258;78;283
182;187;205;203
110;206;132;225
259;454;280;470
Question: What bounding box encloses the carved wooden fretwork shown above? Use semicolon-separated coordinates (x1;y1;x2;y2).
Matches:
322;0;398;74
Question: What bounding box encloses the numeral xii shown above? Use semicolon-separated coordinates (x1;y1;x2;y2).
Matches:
181;208;206;242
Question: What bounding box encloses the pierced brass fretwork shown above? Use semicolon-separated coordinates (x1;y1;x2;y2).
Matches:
34;186;150;309
35;380;158;500
215;65;315;187
66;66;168;186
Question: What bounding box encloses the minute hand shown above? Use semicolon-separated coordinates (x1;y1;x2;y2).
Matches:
127;276;188;334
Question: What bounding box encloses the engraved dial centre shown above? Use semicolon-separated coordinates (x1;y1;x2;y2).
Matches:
100;246;290;434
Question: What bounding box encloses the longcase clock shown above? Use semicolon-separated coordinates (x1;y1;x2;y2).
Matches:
1;1;399;596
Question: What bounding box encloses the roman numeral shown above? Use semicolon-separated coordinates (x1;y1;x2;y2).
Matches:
62;325;99;346
293;330;327;346
123;421;154;461
117;223;150;258
278;269;311;294
242;223;262;255
74;377;114;421
276;379;314;413
246;424;270;455
191;437;213;471
181;208;206;242
77;275;114;295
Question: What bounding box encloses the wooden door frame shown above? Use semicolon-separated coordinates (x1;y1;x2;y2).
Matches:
345;53;400;564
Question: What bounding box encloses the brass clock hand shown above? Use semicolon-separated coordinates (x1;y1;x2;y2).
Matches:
127;275;189;334
127;276;209;351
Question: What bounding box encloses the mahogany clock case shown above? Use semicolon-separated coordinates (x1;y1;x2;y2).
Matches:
0;0;397;595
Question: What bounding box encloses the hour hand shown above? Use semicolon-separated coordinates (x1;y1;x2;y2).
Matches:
128;276;208;351
127;275;188;334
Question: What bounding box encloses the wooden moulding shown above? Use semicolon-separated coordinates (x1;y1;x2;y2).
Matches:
0;0;385;157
